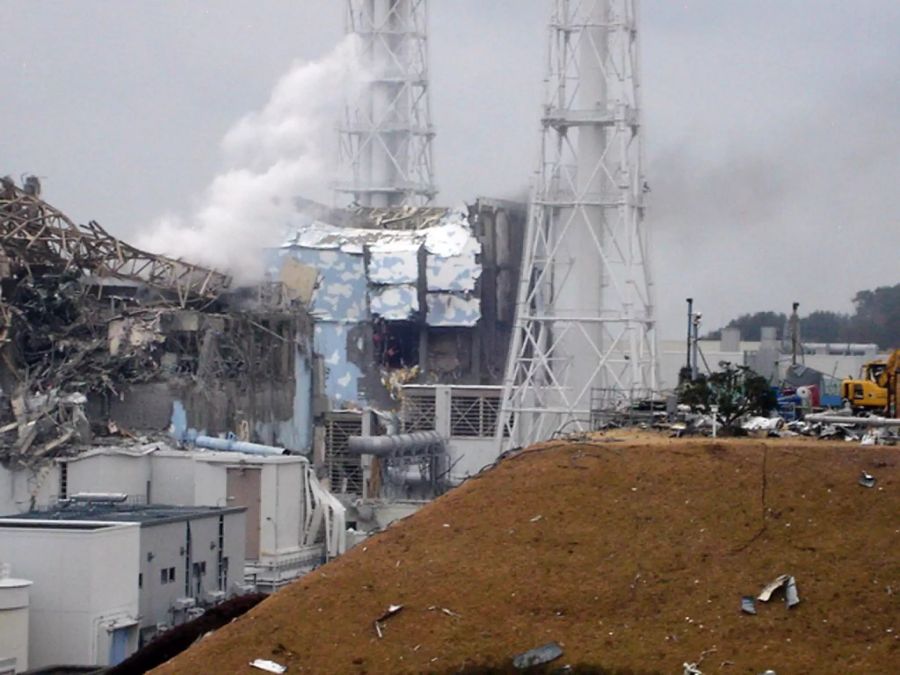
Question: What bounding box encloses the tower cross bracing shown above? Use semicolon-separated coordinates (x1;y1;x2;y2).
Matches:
337;0;437;207
497;0;657;447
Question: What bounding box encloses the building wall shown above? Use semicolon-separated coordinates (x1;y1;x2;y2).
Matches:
138;511;245;634
259;462;303;555
0;464;59;515
66;454;151;502
0;522;140;668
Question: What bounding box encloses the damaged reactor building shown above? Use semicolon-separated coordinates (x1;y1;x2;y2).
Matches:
0;174;525;663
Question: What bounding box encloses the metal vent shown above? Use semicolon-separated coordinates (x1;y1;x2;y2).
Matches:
401;391;437;432
324;414;364;495
450;393;501;438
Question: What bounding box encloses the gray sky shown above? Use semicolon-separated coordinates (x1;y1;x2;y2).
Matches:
3;1;899;337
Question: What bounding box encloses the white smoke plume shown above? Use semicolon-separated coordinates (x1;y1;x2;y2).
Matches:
137;36;365;283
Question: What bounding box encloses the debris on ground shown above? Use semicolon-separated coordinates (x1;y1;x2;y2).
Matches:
756;574;800;609
859;471;877;488
374;604;404;638
740;596;757;615
152;436;900;674
512;641;563;669
249;659;287;674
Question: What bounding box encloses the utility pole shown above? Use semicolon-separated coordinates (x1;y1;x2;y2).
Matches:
497;0;657;448
337;0;437;207
789;302;800;366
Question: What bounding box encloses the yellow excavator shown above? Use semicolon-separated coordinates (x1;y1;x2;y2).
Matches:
841;349;899;416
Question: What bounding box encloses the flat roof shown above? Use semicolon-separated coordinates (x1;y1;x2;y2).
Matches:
0;503;245;527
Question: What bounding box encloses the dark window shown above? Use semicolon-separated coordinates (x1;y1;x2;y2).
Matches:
138;573;143;589
160;569;167;585
168;567;176;582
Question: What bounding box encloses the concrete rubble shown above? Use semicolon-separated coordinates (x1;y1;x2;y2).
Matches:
1;177;313;469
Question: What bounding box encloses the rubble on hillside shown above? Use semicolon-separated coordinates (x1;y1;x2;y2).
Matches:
152;436;900;674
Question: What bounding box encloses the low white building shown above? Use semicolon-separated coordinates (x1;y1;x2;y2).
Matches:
0;518;140;669
0;501;246;665
57;445;341;590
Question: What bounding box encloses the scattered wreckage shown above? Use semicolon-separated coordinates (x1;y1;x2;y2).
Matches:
0;176;308;467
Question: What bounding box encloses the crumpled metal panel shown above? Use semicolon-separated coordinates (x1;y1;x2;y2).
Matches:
426;293;480;327
371;285;419;320
314;323;362;404
284;220;420;254
368;241;420;285
426;235;481;292
276;248;367;322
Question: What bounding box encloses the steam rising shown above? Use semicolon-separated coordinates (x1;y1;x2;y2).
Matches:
137;36;365;283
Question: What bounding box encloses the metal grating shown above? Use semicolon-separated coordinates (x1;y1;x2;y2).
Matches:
450;393;501;438
401;391;437;432
324;415;364;495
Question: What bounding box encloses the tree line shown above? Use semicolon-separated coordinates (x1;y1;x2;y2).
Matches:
706;283;899;350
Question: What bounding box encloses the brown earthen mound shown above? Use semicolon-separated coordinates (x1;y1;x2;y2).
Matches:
153;436;900;674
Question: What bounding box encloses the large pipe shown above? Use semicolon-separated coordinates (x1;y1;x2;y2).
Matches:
804;413;900;428
347;430;443;458
191;435;291;456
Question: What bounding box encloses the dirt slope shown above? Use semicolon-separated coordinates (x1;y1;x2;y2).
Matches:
154;436;899;674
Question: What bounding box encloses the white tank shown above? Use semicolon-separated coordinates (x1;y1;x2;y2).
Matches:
0;563;33;673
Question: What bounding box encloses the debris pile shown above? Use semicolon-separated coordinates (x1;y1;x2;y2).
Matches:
153;435;899;674
0;177;307;465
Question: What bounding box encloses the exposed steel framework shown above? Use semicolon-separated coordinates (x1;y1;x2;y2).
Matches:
337;0;437;207
0;178;230;307
497;0;657;447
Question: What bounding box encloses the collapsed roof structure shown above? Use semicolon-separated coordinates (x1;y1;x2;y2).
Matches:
0;177;312;466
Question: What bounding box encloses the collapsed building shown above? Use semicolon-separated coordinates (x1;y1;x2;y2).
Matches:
0;176;526;558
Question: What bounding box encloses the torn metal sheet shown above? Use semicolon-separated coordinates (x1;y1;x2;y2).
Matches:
512;641;563;670
426;293;480;327
314;323;362;404
374;604;404;638
757;574;790;602
249;659;287;674
741;595;757;615
757;574;800;608
277;249;366;322
368;241;420;285
426;235;481;292
371;285;419;320
279;257;318;304
859;471;877;488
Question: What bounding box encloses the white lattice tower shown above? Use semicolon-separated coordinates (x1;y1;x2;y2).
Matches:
337;0;437;207
497;0;657;447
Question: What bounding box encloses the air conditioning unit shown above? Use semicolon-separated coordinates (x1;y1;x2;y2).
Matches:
172;597;196;611
206;589;226;604
186;607;205;620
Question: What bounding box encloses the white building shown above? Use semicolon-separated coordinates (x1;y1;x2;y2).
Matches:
57;445;341;590
0;518;140;669
0;564;32;674
0;501;246;666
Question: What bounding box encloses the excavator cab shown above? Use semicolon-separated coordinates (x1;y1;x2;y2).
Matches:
841;349;899;414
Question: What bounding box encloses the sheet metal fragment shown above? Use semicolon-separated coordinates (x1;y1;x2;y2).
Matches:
512;641;563;670
859;471;876;488
249;659;287;674
741;595;757;615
